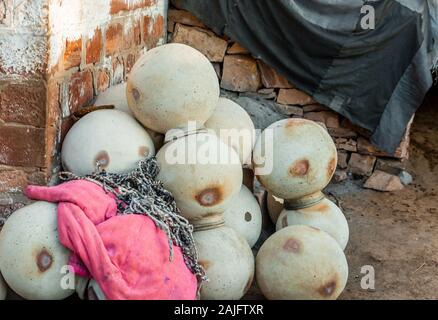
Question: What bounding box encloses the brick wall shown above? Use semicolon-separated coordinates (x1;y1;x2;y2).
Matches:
167;5;412;189
0;0;167;218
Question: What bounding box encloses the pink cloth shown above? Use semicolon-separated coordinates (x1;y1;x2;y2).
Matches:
26;180;197;300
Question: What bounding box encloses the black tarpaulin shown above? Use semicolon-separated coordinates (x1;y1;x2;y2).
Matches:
173;0;438;154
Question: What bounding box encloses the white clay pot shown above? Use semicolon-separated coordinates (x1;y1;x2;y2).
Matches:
156;132;242;222
0;273;7;300
195;226;254;300
205;97;255;165
253;119;337;200
276;198;349;250
62;109;155;176
95;83;164;151
0;202;74;300
127;43;219;134
223;185;262;248
256;225;348;300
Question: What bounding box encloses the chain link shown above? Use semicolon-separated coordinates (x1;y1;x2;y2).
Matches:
59;157;207;288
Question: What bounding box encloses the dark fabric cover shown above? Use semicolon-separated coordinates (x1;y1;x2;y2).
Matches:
173;0;437;153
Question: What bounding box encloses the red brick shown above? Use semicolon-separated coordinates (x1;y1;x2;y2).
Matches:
0;126;45;167
124;53;138;76
106;23;123;56
95;69;110;93
64;38;82;69
86;28;103;65
144;14;165;49
228;42;249;55
110;0;157;15
221;55;261;92
257;61;293;89
304;111;340;128
45;81;61;169
123;20;142;50
168;9;205;28
172;24;227;62
60;116;75;145
278;89;315;106
68;70;94;113
0;81;46;127
0;170;28;193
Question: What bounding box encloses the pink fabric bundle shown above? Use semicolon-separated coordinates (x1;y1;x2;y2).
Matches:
25;180;197;300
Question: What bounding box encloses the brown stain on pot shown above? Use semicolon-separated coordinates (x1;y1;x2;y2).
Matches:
36;249;53;272
301;202;330;214
318;276;339;298
327;157;337;179
95;150;110;169
245;212;252;222
283;238;302;254
284;118;307;131
289;159;310;177
131;87;141;103
195;187;223;207
138;146;150;157
199;260;211;271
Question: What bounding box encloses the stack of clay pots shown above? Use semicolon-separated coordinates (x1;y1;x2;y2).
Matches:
0;43;264;301
253;118;350;300
127;43;258;300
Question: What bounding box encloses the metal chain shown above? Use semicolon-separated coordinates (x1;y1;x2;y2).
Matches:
59;157;207;287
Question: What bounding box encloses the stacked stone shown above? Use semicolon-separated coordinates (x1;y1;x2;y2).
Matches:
167;6;412;193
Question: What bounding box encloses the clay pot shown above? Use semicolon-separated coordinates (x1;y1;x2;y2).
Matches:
256;225;348;300
253;119;337;201
156;132;242;222
223;185;262;248
195;226;254;300
0;202;74;300
267;191;284;224
62;109;155;176
276;198;349;250
127;43;219;134
95;83;164;151
205;97;255;164
0;273;7;300
95;82;133;116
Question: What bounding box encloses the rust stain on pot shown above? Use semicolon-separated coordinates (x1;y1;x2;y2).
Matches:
289;159;310;177
302;202;330;213
283;238;302;254
138;146;150;157
284;118;306;130
131;87;141;102
195;187;223;207
199;260;211;271
327;157;337;178
95;150;110;169
245;212;252;222
318;277;338;297
36;249;53;272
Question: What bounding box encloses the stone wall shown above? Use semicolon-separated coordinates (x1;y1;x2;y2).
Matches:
0;0;167;218
167;5;412;192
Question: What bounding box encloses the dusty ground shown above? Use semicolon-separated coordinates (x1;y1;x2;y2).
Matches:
336;91;438;300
